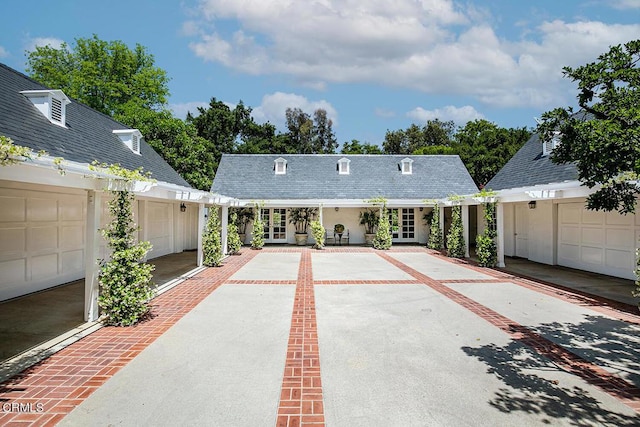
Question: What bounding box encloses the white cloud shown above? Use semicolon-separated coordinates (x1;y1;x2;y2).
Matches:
170;101;210;119
25;37;65;52
0;46;7;58
374;108;396;118
251;92;338;129
187;1;640;109
407;105;484;125
610;0;640;9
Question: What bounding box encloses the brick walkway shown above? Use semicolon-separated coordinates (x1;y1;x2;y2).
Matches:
1;246;639;426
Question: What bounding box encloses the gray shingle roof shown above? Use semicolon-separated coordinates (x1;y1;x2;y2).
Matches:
0;63;190;187
212;154;478;200
486;132;578;191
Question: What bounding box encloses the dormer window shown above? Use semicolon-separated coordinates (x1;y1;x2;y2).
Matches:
21;89;70;127
400;158;413;175
337;157;350;175
274;157;287;175
542;131;561;157
113;129;143;155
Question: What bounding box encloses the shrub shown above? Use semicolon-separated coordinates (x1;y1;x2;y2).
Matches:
203;206;223;266
310;219;325;249
446;204;465;258
251;206;265;249
428;204;442;250
99;190;155;326
373;206;393;250
227;212;242;255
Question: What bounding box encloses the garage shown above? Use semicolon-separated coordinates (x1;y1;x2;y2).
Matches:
558;202;639;280
146;201;174;259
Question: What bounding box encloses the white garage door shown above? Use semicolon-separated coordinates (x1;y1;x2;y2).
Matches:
0;187;85;301
558;202;639;280
147;202;173;259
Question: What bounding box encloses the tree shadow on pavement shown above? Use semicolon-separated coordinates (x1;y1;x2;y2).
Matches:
462;339;640;426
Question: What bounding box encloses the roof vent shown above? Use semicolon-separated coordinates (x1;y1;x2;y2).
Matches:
542;131;561;157
113;129;143;155
274;157;287;175
338;157;350;175
400;158;413;175
20;89;70;127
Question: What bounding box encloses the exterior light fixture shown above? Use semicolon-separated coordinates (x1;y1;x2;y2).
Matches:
335;207;339;211
528;201;536;210
180;202;187;212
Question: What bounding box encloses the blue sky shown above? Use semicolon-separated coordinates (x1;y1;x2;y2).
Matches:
1;0;639;147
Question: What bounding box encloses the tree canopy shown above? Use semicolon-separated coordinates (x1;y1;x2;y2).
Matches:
27;34;170;117
537;39;640;214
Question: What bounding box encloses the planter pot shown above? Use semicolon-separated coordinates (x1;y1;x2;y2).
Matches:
364;233;376;246
294;233;309;246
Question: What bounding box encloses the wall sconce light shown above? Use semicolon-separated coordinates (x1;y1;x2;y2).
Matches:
419;207;423;211
180;202;187;212
528;201;536;210
335;207;339;211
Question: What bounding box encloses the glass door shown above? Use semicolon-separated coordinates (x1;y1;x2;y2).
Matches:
389;208;416;242
261;208;288;243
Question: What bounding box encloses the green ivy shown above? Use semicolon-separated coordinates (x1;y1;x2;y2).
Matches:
251;205;265;249
476;200;498;267
203;206;223;266
98;190;155;326
373;206;393;250
446;204;465;258
428;204;443;250
310;219;325;249
227;212;242;255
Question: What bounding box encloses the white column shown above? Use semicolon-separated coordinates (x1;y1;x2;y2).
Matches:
439;205;445;249
138;199;148;261
221;205;229;255
84;190;101;322
462;204;470;258
496;202;506;267
318;204;324;226
197;203;206;267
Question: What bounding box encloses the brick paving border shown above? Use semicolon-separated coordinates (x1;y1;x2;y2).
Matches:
0;250;258;426
377;251;640;413
276;248;325;427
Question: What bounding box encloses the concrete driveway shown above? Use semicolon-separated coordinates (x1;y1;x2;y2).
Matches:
2;247;640;426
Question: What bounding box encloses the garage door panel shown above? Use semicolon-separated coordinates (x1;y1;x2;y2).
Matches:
606;210;633;226
31;253;58;279
61;199;84;221
560;225;580;244
605;249;634;270
29;198;58;222
606;228;634;249
31;226;58;252
560;204;580;224
0;228;26;255
581;228;603;246
146;202;172;258
581;209;603;225
559;243;579;261
581;246;603;265
62;249;84;273
61;225;84;249
0;259;26;284
0;197;26;222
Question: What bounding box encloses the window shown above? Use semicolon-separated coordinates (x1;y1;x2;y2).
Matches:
20;89;70;127
542;131;560;156
274;157;287;175
338;157;350;175
113;129;143;155
400;158;413;174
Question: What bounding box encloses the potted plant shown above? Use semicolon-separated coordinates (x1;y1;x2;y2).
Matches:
232;207;254;245
288;207;317;245
359;209;378;246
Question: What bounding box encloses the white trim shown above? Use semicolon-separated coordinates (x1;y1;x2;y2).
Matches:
401;158;413;175
274;157;287;175
338;157;350;175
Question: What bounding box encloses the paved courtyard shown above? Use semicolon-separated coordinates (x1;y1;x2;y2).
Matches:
1;247;640;426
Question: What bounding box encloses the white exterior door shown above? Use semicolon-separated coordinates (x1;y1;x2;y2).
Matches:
389;208;417;242
261;208;287;243
514;204;529;258
147;202;173;259
558;202;638;279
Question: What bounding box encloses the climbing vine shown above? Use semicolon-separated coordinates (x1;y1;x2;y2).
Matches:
227;212;242;255
310;219;325;249
475;190;498;267
446;196;466;258
251;203;265;249
365;197;393;250
427;203;443;250
203;205;224;266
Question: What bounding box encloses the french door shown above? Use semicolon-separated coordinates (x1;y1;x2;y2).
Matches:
261;208;288;243
389;208;416;242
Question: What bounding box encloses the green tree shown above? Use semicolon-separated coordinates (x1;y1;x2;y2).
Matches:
284;107;337;154
341;139;383;154
383;120;455;154
537;40;640;215
27;34;169;117
454;120;530;187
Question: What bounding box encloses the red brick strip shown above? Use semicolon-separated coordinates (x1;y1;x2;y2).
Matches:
314;279;418;285
277;248;325;427
226;280;298;285
0;250;258;427
376;251;640;413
